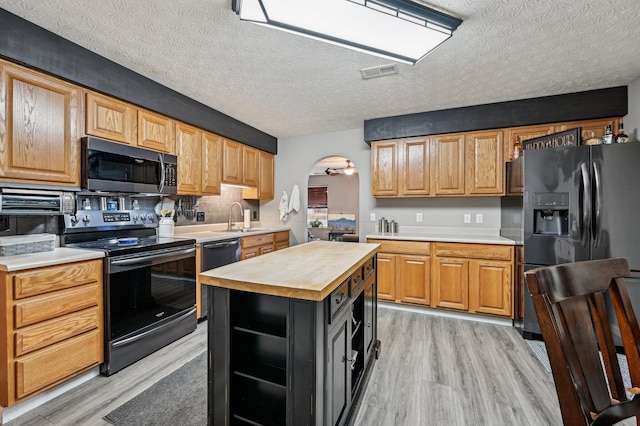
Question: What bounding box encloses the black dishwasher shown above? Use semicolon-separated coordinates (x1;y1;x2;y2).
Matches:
201;238;241;318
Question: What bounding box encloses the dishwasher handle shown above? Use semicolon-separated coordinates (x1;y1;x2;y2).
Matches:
202;240;239;249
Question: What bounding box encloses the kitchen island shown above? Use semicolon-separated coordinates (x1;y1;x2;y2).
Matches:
200;240;380;426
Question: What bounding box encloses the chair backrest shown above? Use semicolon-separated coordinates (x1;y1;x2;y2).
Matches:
525;258;640;426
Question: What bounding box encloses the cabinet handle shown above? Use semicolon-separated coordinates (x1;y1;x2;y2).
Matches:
348;350;358;370
335;293;346;304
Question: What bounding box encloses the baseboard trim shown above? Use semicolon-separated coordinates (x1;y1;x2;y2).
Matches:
378;301;513;327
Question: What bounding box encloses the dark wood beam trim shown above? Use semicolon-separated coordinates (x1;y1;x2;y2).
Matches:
364;86;628;143
0;8;278;154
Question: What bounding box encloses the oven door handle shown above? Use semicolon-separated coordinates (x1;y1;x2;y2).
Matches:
110;247;196;267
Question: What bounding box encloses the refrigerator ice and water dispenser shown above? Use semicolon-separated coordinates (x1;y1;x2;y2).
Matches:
533;193;569;236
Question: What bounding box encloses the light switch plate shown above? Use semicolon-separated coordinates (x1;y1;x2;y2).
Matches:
370;212;376;221
463;214;471;224
416;213;423;223
475;213;483;224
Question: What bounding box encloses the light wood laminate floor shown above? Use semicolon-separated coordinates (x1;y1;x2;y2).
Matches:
6;308;569;426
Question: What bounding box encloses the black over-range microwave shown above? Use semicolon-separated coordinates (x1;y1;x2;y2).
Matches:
81;137;177;194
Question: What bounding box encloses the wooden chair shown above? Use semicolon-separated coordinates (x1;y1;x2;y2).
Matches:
525;258;640;425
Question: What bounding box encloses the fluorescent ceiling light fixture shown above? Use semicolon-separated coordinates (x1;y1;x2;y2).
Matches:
231;0;463;65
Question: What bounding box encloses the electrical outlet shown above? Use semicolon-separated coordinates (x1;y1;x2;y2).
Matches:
416;213;423;223
196;212;205;222
475;213;483;224
463;214;471;224
370;212;376;221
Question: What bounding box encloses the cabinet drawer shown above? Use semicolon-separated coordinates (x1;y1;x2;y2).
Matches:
13;260;101;299
15;329;102;399
329;279;350;324
434;243;513;261
242;233;275;249
363;256;375;279
366;239;430;255
274;231;289;243
15;283;100;328
15;307;100;356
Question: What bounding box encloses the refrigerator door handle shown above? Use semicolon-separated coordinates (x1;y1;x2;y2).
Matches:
580;162;591;247
593;162;603;247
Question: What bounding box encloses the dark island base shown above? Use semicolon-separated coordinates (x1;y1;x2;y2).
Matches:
206;256;379;426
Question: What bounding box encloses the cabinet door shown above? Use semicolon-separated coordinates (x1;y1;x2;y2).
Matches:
371;141;398;197
514;246;524;320
327;314;350;426
397;254;430;305
504;124;555;162
85;92;136;144
0;63;80;185
431;134;465;195
469;260;513;317
137;109;174;153
555;118;618;141
242;145;259;187
375;253;396;301
176;122;202;195
431;257;468;311
242;150;274;200
201;131;222;195
465;130;504;195
222;138;243;184
399;137;429;196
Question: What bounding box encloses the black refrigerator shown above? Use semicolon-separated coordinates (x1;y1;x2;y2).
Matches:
523;142;640;341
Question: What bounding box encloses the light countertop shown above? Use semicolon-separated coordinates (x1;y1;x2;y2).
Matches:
200;240;380;301
0;247;105;272
174;223;290;243
366;226;519;245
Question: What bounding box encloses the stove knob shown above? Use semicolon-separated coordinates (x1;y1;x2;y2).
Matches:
132;214;139;223
69;214;79;226
82;215;91;225
147;213;155;223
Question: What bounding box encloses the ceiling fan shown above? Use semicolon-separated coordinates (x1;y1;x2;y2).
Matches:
312;160;356;176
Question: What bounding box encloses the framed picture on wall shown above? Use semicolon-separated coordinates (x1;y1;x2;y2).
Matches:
328;213;356;232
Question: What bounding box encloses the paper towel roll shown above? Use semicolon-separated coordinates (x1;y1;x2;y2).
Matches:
243;209;251;229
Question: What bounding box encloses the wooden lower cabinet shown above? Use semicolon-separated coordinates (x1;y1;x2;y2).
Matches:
367;239;430;306
274;230;290;251
432;243;514;318
241;233;275;260
369;239;515;318
0;259;103;408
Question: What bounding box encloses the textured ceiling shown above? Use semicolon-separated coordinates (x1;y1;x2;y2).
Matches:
2;0;640;139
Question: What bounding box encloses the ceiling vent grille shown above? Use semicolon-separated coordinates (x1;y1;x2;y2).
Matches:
360;63;399;80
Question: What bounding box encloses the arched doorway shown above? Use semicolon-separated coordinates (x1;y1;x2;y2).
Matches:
307;156;359;241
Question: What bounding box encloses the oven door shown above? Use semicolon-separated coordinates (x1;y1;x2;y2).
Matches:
103;244;196;375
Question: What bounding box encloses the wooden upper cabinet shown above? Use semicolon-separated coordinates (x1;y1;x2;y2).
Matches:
371;140;398;197
176;122;202;195
555;118;619;141
0;61;81;186
222;138;243;185
242;145;259;187
85;92;136;144
465;130;504;196
201;131;222;195
138;109;174;153
505;124;555;162
399;137;429;196
431;133;465;196
243;150;275;200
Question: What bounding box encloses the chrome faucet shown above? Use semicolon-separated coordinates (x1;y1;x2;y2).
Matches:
228;202;244;231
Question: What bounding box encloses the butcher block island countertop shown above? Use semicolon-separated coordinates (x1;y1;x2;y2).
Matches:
200;240;380;301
